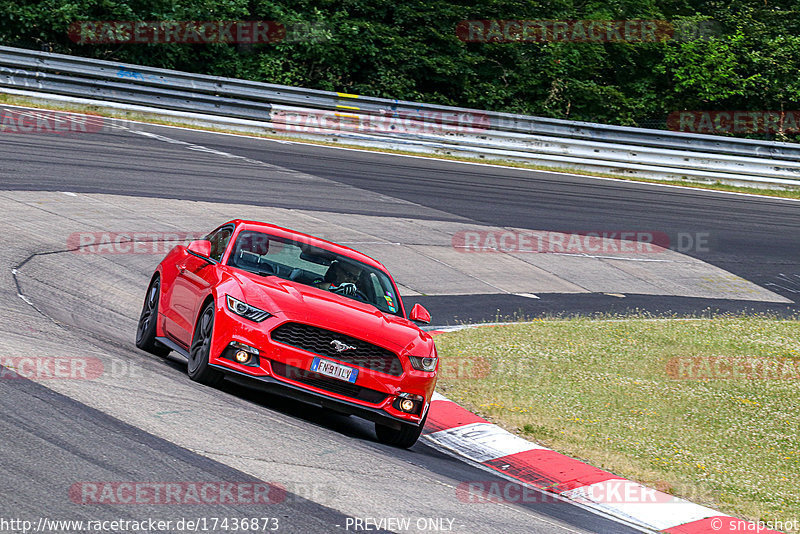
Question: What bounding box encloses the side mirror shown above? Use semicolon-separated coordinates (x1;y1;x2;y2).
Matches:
187;240;212;258
409;303;431;324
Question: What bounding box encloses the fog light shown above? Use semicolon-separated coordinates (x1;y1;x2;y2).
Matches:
234;350;251;364
394;393;424;414
230;341;259;356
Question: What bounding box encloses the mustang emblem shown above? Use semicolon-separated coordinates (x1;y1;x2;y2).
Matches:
330;340;356;353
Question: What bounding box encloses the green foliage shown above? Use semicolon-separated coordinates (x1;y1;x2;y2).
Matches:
0;0;798;134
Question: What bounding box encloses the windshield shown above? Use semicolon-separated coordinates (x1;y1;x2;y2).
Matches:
227;230;403;317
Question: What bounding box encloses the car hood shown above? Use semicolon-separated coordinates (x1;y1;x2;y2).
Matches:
229;271;433;354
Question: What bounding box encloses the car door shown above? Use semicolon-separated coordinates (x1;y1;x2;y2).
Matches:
167;253;217;346
165;226;233;346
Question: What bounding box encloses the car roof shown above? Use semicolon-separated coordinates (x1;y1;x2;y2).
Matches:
226;219;388;271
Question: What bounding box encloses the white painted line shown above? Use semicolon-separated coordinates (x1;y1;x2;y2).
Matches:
425;422;548;463
556;253;676;262
515;293;541;299
426;321;533;333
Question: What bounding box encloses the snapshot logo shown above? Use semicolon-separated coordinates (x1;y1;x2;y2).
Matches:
67;21;329;44
666;356;800;380
457;20;693;43
69;482;286;505
712;519;798;533
452;230;710;254
271;109;490;136
668;110;800;135
67;231;207;255
0;109;106;135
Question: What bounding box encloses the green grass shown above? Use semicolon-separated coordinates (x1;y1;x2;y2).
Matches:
433;316;800;527
2;92;800;200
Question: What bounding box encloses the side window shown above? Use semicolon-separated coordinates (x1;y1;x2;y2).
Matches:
368;274;383;305
370;273;398;314
207;227;233;262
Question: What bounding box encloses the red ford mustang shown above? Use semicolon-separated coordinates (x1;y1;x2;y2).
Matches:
135;220;437;448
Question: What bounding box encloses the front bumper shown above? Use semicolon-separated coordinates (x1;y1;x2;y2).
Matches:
210;364;427;429
209;311;436;427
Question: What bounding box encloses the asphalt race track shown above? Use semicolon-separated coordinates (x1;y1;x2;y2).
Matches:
1;113;798;322
0;108;798;533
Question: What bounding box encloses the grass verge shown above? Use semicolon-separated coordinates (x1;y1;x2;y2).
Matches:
433;315;800;527
2;92;800;200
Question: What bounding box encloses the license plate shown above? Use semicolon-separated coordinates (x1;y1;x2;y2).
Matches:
310;357;359;383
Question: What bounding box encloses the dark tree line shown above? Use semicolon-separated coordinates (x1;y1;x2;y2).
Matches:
1;0;798;136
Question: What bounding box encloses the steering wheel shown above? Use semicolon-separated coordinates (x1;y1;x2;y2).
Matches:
333;283;370;302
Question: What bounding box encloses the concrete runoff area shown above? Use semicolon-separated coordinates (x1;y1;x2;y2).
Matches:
0;189;643;534
0;106;794;534
0;188;784;532
2;190;788;306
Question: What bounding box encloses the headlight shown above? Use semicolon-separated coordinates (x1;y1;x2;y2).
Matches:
408;355;438;372
226;295;271;322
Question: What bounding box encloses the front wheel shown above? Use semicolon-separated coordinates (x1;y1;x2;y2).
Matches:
135;277;170;357
375;410;427;449
187;302;223;387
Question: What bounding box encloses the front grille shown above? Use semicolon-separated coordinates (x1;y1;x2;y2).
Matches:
270;361;388;404
270;322;403;376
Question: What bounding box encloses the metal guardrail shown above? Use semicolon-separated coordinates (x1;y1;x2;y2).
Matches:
2;45;800;187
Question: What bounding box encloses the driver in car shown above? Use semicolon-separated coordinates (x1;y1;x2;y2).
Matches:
316;260;363;297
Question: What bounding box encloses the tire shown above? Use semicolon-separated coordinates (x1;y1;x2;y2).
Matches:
135;277;170;357
375;409;427;449
187;301;224;387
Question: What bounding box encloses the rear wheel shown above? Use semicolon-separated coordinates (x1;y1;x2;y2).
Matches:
187;302;224;387
135;277;170;357
375;409;427;449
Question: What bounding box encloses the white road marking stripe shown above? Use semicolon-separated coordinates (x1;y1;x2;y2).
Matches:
560;480;723;531
425;422;548;463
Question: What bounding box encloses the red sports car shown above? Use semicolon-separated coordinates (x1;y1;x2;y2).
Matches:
135;220;437;448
